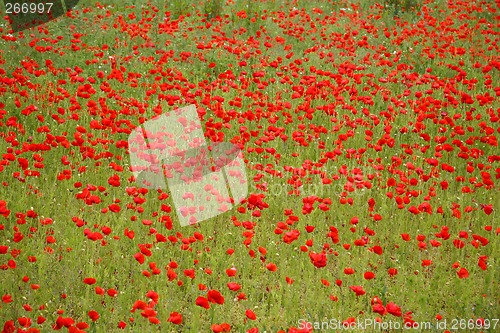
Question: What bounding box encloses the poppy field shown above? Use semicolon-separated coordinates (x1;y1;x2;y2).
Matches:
0;0;499;332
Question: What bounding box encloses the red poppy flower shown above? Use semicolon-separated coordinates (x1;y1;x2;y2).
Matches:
207;290;225;304
109;204;121;213
0;201;10;218
167;268;177;281
83;277;96;285
141;307;157;318
386;302;402;317
211;323;231;332
95;287;105;295
482;204;493;215
349;285;365;296
184;269;195;279
370;245;383;255
131;300;147;312
344;267;355;275
167;312;182;325
372;303;386;315
305;225;315;232
266;263;277;272
457;267;469;279
88;310;100;321
421;260;432;267
478;255;488;270
246;309;257;320
226;267;237;277
2;294;12;303
133;252;145;264
309;251;327;268
227;282;241;291
107;288;118;297
196;296;210;309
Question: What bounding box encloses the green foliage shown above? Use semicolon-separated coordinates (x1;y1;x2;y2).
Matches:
384;0;421;15
204;0;224;19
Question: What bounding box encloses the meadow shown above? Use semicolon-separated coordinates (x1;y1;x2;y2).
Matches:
0;0;499;332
